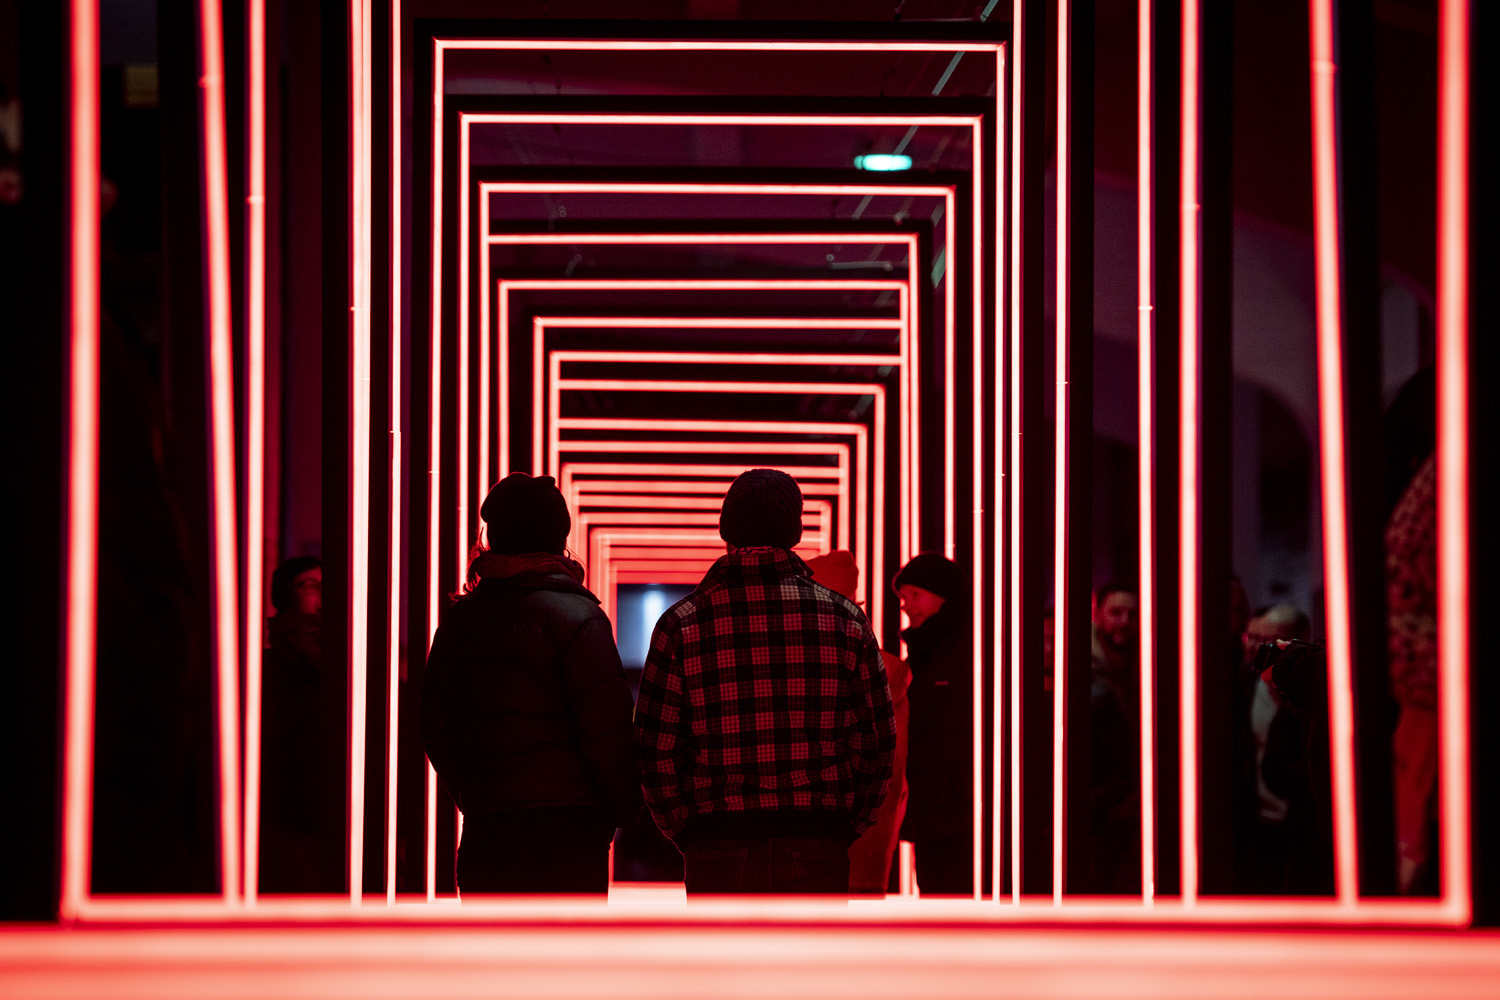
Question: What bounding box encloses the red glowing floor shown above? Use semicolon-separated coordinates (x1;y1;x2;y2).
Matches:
4;912;1498;1000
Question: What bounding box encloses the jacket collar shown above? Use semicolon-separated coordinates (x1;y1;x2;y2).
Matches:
469;550;598;602
902;601;964;661
698;546;811;589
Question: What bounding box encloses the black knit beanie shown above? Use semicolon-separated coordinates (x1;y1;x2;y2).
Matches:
480;472;571;555
892;552;965;603
719;469;803;549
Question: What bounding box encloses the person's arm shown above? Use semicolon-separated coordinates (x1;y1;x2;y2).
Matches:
846;626;897;838
559;613;643;829
633;616;693;844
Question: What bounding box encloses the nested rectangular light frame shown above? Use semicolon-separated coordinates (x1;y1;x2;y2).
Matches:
555;424;874;617
66;13;1478;925
483;246;914;588
584;517;833;630
438;81;998;897
1136;0;1473;923
559;437;860;576
450;114;988;621
545;348;890;595
66;30;1009;915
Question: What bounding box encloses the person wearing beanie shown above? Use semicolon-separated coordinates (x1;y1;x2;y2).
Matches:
423;472;641;896
635;470;897;896
893;552;975;895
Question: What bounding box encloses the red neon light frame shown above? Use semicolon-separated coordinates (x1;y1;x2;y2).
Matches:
559;447;864;604
479;253;917;574
517;260;910;476
564;447;854;558
544;357;883;555
468;279;912;607
531;318;898;558
589;526;832;629
438;62;997;909
469;171;945;559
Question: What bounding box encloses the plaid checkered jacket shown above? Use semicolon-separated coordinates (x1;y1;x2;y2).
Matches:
634;546;896;844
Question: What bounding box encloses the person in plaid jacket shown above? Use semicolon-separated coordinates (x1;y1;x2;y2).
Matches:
634;469;896;895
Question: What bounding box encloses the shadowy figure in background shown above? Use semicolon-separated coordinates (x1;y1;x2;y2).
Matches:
1238;604;1312;893
1087;582;1141;894
635;470;895;896
422;474;641;896
807;550;911;895
1259;639;1335;895
894;553;973;896
260;555;345;893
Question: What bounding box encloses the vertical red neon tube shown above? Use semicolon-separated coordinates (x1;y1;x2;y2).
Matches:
1308;0;1360;908
386;0;403;908
1137;0;1157;906
198;0;243;907
60;0;100;922
425;40;444;903
1008;1;1026;906
992;44;1008;906
455;117;470;596
347;0;374;908
1178;0;1201;907
242;0;267;906
1436;0;1472;923
971;126;985;900
1052;0;1072;906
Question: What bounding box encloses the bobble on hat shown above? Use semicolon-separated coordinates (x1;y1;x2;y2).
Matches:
892;552;965;603
480;472;571;555
718;469;803;549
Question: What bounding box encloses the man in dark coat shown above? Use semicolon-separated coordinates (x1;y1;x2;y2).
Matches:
892;553;974;896
422;473;641;895
635;469;896;896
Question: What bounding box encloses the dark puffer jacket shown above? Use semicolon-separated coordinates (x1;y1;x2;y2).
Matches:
421;554;642;829
900;603;973;842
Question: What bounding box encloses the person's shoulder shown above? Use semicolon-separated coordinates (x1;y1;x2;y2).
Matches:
798;579;872;629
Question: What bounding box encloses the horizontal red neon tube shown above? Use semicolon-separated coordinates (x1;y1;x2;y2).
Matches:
440;39;1003;53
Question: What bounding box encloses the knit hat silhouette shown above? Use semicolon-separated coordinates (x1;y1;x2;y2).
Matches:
718;469;803;549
